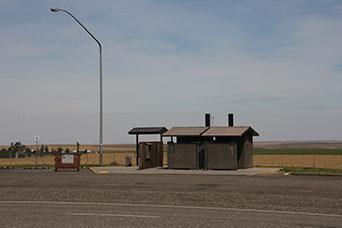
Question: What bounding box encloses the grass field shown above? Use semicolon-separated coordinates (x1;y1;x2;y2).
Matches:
253;148;342;155
1;142;342;170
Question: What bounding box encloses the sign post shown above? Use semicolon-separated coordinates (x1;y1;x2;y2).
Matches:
34;135;40;165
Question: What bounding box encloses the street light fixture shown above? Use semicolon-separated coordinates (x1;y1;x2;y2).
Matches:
50;8;104;166
50;8;60;12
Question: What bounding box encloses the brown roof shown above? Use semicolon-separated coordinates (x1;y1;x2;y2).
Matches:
201;126;259;137
128;127;167;135
162;127;209;136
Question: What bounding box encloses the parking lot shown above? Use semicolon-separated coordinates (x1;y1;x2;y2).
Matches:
0;169;341;227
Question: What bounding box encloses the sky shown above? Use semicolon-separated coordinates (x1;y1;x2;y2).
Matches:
1;0;342;145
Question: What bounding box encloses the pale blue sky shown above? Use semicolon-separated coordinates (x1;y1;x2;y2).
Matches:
1;0;342;144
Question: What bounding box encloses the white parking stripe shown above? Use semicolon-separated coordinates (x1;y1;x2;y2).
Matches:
68;212;159;218
0;200;341;218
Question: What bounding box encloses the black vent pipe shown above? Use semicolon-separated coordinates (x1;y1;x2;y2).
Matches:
228;113;234;127
205;113;211;127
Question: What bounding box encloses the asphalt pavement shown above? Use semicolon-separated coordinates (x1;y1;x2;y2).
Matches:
0;169;341;227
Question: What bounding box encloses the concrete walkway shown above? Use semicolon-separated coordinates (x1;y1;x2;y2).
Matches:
89;166;281;176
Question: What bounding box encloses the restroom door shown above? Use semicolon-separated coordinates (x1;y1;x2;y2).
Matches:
197;142;206;170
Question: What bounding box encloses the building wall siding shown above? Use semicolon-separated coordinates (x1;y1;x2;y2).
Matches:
167;143;197;169
206;143;238;170
238;134;253;168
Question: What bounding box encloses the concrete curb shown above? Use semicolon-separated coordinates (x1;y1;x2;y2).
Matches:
0;166;92;170
88;167;96;173
0;166;52;170
89;167;282;176
287;172;342;177
88;167;107;174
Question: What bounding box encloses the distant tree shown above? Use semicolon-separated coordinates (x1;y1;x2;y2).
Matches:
7;141;25;158
65;148;70;153
25;148;32;157
8;141;24;151
57;147;63;153
44;145;49;153
0;148;9;158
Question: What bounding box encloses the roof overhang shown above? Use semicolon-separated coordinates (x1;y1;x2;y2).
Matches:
163;126;259;137
202;126;259;137
128;127;167;135
162;127;209;137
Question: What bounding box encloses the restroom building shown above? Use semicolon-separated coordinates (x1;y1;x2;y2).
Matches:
162;114;259;170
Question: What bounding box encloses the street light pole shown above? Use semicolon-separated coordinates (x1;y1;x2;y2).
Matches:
50;8;104;166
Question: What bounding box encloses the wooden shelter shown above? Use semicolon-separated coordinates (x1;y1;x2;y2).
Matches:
128;127;167;167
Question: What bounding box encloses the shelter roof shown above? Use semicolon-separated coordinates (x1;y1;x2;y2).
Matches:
128;127;167;135
201;126;259;137
162;127;209;136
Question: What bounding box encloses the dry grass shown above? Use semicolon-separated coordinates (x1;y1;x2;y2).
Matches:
0;153;137;167
1;143;341;169
0;153;340;169
254;155;342;169
255;141;342;149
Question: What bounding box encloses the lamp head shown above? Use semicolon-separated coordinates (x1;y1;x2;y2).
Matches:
50;8;61;12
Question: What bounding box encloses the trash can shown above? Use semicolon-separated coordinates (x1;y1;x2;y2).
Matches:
55;153;81;171
125;156;132;167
